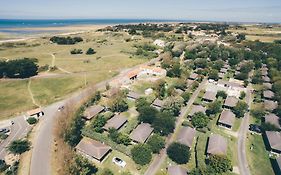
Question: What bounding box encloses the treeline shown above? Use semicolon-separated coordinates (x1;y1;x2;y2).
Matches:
50;36;83;45
0;58;38;78
114;23;173;32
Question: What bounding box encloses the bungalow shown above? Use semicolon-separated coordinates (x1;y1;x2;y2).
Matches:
167;166;187;175
263;90;275;100
263;83;272;90
265;131;281;154
264;113;281;129
188;73;199;80
203;91;217;102
151;98;164;110
129;123;153;143
103;114;127;131
264;100;278;111
262;76;271;83
127;69;139;81
27;108;44;118
220;68;228;74
189;105;206;117
127;91;141;100
76;137;111;162
176;127;196;148
83;105;105;120
218;110;236;129
223;96;238;109
207;134;227;155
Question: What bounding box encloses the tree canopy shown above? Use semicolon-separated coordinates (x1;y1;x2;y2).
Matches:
131;144;152;165
8;139;31;155
167;142;190;164
191;112;210;128
146;134;165;153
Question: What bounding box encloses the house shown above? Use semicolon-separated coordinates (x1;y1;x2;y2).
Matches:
27;108;44;118
223;96;238;109
203;91;217;102
263;90;275;100
218;110;236;129
127;91;141;100
264;113;281;129
264;100;278;111
262;76;271;83
103;114;127;131
151;98;164;110
127;69;139;80
76;137;111;162
265;131;281;154
175;88;184;95
83;105;105;120
207;134;227;155
167;166;187;175
138;66;166;77
130;123;153;143
263;83;272;90
220;68;228;74
176;127;196;148
189;105;206;116
189;73;199;80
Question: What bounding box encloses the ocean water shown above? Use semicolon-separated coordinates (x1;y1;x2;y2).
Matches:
0;19;185;28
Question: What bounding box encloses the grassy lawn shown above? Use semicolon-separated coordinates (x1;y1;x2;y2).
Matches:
0;80;35;119
232;118;241;132
246;133;274;175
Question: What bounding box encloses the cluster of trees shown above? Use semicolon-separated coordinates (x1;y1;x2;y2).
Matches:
191;112;210;128
115;23;173;33
0;58;38;78
70;48;96;55
234;61;254;81
108;128;131;146
108;91;129;112
50;36;83;45
167;142;191;164
134;43;158;59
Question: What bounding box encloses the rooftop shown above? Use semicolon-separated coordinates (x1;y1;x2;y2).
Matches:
224;96;238;108
218;110;236;127
189;73;198;80
130;123;153;143
152;98;164;108
167;166;187;175
176;127;196;148
103;114;127;131
189;105;206;116
263;90;274;99
264;113;281;129
83;105;105;120
127;91;141;100
265;131;281;152
207;134;227;155
203;91;216;101
264;100;278;111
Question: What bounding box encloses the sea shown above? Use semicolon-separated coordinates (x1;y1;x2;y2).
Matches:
0;19;188;35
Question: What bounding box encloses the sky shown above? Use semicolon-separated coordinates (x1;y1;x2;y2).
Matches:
1;0;281;23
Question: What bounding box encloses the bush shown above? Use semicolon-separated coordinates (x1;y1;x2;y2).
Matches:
152;112;175;136
233;101;248;118
86;48;96;55
181;92;191;104
131;144;152;165
8;139;31;155
191;112;210;128
70;49;83;54
108;128;131;146
27;117;37;125
50;36;83;45
167;142;190;164
216;90;227;99
138;106;158;124
207;155;232;173
146;134;165;153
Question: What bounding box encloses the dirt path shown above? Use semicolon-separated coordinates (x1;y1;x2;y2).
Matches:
48;53;72;74
27;79;40;107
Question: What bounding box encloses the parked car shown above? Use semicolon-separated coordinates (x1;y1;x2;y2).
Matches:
0;128;10;134
10;121;14;125
249;124;262;133
112;157;126;168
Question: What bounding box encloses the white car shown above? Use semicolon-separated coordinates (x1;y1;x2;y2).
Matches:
112;157;126;168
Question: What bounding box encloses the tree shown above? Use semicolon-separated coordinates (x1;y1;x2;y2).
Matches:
146;134;165;153
135;97;150;111
233;101;248;118
261;122;280;131
191;112;210;128
240;91;246;99
64;115;84;147
109;96;128;112
91;115;106;133
216;90;227;99
181;92;191;104
250;108;265;120
108;128;131;145
86;48;96;55
206;100;221;115
70;49;83;54
207;155;232;173
131;144;152;165
8;139;30;155
167;62;181;78
152;112;175;136
0;159;8;172
138;106;158;124
167;142;190;164
27;117;37;125
155;79;166;99
69;155;98;175
162;96;184;116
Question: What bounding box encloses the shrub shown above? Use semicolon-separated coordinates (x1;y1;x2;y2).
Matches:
146;134;165;153
8;139;31;155
167;142;190;164
191;112;210;128
131;144;152;165
207;155;232;173
86;48;96;55
27;117;37;125
70;49;83;54
216;90;227;99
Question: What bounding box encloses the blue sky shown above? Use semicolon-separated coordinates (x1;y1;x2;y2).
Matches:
1;0;281;22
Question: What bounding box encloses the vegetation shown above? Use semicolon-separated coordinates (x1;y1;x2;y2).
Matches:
131;144;152;165
191;112;210;128
207;155;232;174
69;155;98;175
70;49;83;54
206;100;221;115
26;117;37;125
146;134;165;154
167;142;190;164
152;112;175;136
108;128;131;145
233;101;248;118
138;106;158;124
8;139;31;155
50;36;83;45
86;48;96;55
216;90;227;99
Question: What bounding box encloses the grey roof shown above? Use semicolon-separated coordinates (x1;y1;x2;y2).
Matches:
220;68;228;73
167;166;187;175
175;88;184;95
130;123;153;143
265;131;281;152
264;113;281;129
224;96;238;108
264;100;278;111
76;137;111;160
176;127;196;148
207;134;227;155
189;105;206;116
152;98;164;108
103;88;119;97
83;105;105;120
203;91;217;101
218;110;236;127
263;83;272;90
263;90;274;99
261;69;268;76
127;91;141;100
186;79;195;87
103;114;127;130
189;73;198;80
262;76;271;82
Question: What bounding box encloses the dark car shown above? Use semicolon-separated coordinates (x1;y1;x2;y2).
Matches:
249;124;262;133
0;128;10;134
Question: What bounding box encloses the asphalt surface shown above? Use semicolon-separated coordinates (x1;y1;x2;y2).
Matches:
0;116;31;159
237;86;252;175
29;57;160;175
144;79;207;175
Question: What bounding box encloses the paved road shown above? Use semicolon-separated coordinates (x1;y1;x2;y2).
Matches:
144;79;207;175
0;116;31;159
237;86;252;175
29;57;160;175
